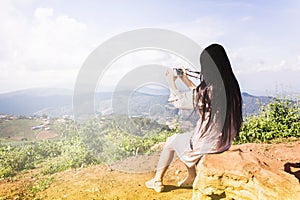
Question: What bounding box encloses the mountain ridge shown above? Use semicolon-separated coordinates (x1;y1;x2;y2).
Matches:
0;88;273;117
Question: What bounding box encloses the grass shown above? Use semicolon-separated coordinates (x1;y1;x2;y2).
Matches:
0;119;61;142
0;119;41;140
29;177;55;193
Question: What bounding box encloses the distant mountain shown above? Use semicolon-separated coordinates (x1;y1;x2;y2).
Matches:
241;92;273;116
0;88;73;116
0;88;274;117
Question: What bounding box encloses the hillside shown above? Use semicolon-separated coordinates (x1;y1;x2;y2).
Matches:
0;141;299;199
0;95;299;199
0;118;61;142
0;88;274;117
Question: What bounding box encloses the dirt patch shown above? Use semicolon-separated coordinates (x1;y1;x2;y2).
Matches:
1;141;300;200
107;153;160;173
36;130;58;140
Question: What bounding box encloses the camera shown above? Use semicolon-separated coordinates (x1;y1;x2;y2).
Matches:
173;68;184;77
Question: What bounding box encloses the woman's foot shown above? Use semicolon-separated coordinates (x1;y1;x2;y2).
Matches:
177;176;195;188
145;178;164;192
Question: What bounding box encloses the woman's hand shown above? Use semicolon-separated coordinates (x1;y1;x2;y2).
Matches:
165;68;177;82
179;66;188;79
165;68;177;90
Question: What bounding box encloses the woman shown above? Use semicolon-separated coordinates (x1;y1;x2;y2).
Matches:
145;44;242;192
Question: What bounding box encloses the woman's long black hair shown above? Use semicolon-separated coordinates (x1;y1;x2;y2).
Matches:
197;44;242;147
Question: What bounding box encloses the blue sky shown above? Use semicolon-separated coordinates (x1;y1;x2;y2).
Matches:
0;0;299;96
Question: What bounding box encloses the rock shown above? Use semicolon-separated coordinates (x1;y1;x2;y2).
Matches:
175;170;181;175
192;149;300;200
107;168;113;172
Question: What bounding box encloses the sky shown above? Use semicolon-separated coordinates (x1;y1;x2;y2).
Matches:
0;0;300;96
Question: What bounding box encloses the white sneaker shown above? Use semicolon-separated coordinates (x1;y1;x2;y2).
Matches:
145;179;164;192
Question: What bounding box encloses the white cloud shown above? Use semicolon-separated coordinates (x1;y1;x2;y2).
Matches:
163;17;226;47
27;7;89;70
34;7;53;20
0;2;93;92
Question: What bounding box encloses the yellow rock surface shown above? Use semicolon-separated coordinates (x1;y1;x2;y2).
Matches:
193;149;300;200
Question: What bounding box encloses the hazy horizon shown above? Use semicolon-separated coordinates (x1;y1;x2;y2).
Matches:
0;85;298;98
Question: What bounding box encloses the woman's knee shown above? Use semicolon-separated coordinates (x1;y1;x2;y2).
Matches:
163;135;178;152
165;134;177;145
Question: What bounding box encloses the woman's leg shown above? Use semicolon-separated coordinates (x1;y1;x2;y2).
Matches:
187;165;197;179
178;164;197;187
145;136;176;192
146;132;196;191
153;142;175;181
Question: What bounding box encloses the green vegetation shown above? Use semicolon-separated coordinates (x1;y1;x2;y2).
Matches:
0;136;96;178
76;116;180;163
235;98;300;144
0;116;180;178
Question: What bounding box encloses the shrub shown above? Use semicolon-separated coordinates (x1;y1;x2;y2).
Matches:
235;98;300;144
0;144;38;177
0;135;96;177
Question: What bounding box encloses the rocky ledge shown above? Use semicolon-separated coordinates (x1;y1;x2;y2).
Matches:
192;148;300;200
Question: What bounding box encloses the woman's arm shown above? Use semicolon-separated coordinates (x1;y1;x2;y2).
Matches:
165;68;196;109
180;67;196;89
